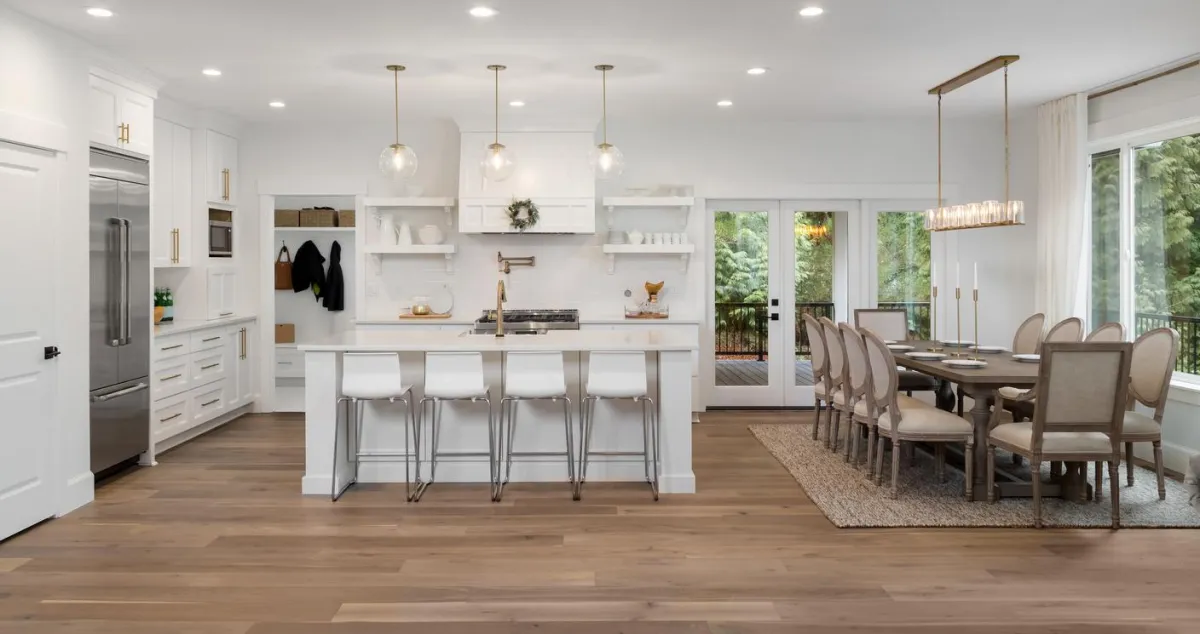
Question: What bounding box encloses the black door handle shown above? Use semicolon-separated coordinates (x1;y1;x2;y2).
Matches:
770;299;779;307
44;346;61;360
770;313;780;321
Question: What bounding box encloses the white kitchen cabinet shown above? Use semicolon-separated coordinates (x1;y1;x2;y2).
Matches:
88;74;154;155
151;392;191;443
189;382;229;424
227;322;257;409
205;130;238;206
206;268;238;320
152;119;193;268
458;197;595;234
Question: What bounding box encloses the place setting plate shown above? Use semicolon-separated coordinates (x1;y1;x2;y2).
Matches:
887;344;915;351
940;340;976;348
906;351;948;360
941;358;988;369
974;345;1008;354
1012;353;1041;363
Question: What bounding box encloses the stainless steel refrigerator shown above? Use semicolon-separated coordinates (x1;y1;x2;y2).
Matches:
89;148;151;474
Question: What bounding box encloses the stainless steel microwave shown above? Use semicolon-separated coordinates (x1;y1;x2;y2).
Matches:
208;209;233;258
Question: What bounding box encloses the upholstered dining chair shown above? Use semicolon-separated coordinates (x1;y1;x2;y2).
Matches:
986;342;1133;529
854;308;939;397
838;323;872;466
803;313;832;444
1118;327;1180;500
1085;322;1126;343
820;317;847;452
959;312;1048;416
1039;317;1085;350
861;328;975;500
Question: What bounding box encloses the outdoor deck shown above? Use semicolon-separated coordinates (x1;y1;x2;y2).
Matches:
716;359;815;386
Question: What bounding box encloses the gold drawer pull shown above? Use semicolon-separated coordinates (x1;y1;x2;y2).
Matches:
160;373;182;381
202;336;221;343
161;344;184;351
159;412;183;423
200;398;220;407
200;363;220;370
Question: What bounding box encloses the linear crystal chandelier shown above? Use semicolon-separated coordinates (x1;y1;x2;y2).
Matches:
925;56;1025;232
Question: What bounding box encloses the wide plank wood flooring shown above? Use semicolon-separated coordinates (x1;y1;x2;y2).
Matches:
1;410;1198;633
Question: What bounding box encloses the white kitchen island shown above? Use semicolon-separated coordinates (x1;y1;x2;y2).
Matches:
299;328;697;496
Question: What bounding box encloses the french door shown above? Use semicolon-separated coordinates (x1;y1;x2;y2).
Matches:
709;200;855;407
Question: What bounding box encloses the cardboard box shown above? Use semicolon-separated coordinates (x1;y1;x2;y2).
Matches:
275;323;296;344
274;209;300;227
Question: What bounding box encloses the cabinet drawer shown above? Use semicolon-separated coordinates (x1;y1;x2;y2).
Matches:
190;349;228;386
152;356;191;400
151;392;191;441
154;334;192;360
190;382;228;424
275;348;305;378
191;329;228;352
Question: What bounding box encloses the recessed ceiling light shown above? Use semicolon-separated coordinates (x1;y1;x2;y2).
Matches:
202;68;222;77
717;100;734;108
509;101;525;107
469;6;498;17
747;67;768;75
799;6;824;17
86;7;113;17
269;101;286;108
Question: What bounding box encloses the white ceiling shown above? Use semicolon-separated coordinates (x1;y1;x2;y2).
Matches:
9;0;1200;125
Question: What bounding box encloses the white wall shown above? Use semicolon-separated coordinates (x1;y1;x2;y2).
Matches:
0;5;145;515
1088;63;1200;473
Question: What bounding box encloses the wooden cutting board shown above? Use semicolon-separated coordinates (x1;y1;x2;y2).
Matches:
395;313;454;320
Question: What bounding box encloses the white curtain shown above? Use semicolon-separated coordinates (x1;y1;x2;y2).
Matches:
1035;94;1089;326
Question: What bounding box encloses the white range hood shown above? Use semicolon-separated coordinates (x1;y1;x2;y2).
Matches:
457;131;596;234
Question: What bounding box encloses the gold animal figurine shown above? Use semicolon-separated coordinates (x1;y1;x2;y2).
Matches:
645;281;664;304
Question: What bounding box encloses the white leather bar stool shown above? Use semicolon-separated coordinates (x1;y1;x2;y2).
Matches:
332;353;416;502
576;351;659;501
495;352;576;501
411;352;495;502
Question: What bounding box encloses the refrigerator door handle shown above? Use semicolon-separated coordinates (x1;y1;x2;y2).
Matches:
118;218;132;346
91;382;148;403
122;218;133;345
108;217;122;347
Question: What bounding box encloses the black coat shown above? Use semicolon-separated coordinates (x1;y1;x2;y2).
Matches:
322;241;345;312
291;240;326;300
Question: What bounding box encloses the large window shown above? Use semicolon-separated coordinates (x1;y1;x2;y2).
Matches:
1090;130;1200;377
876;211;932;339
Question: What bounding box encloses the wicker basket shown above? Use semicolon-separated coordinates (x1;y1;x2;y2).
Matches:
337;209;356;228
299;208;337;227
274;209;300;227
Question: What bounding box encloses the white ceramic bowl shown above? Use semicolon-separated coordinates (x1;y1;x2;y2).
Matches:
417;225;444;245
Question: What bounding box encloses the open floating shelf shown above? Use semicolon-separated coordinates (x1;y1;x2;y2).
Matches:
363;244;456;273
274;226;354;233
364;197;457;227
602;196;695;230
601;243;695;274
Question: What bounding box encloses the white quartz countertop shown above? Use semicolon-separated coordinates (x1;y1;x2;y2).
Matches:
355;315;703;326
153;315;256;337
299;328;698;352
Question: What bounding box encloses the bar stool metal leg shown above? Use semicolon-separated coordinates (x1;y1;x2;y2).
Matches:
331;397;354;501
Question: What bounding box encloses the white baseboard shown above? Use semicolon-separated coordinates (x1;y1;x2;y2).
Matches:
1133;440;1195;475
58;470;94;516
301;459;696;495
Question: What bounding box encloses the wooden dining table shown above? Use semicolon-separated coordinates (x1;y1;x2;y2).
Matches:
890;341;1090;501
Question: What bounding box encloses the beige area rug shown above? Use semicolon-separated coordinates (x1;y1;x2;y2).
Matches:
750;423;1200;528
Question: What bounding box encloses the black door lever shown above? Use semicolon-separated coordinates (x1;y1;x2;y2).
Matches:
44;346;61;360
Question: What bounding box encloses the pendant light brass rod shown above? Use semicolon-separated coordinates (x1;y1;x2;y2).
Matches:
927;55;1019;95
386;64;405;146
937;92;942;209
494;66;499;146
1004;62;1010;205
602;67;607;144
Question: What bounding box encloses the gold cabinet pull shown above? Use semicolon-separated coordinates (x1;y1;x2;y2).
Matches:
239;327;246;359
125;122;131;143
200;398;220;407
221;168;230;200
160;373;183;381
159;412;183;423
200;363;220;370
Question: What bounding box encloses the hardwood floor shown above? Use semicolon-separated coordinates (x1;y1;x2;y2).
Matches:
1;410;1198;633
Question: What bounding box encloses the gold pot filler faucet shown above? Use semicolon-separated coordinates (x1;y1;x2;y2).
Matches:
494;252;536;337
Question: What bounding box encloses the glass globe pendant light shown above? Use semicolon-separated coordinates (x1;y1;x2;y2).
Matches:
590;64;625;179
481;64;517;182
378;64;418;181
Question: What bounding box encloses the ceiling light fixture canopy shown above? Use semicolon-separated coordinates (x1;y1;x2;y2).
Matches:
86;7;113;17
378;64;418;181
590;64;625;180
202;68;222;77
925;55;1024;232
470;6;498;17
481;65;517;182
747;67;768;75
717;100;733;107
799;6;824;17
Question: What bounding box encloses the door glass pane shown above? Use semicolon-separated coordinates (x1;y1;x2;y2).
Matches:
1091;150;1121;328
794;211;835;386
714;211;770;386
876;212;931;339
1134;133;1200;375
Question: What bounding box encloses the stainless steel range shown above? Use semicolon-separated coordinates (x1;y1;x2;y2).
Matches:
473;309;580;335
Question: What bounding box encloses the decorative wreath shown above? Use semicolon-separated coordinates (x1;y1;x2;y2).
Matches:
506;198;539;232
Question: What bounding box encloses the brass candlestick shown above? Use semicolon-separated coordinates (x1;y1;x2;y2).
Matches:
930;285;943;351
972;288;980;361
953;287;966;357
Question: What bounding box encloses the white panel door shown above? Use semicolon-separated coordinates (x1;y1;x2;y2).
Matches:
151;118;175;268
121;91;154;157
171;124;192;266
0;142;58;541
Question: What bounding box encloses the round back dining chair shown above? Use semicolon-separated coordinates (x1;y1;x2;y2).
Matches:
1012;313;1046;354
820;317;846;452
1121;327;1180;499
1085;322;1126;343
839;323;874;467
803;313;831;442
1039;317;1084;350
853;309;908;342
